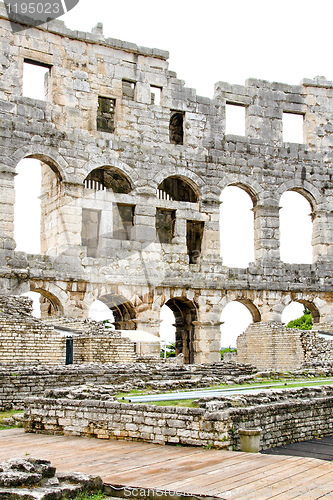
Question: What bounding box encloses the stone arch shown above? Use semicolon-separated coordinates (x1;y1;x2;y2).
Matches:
153;166;205;199
277;180;322;210
217;174;263;206
28;283;65;318
221;294;261;323
164;296;198;364
11;145;69;182
98;293;136;330
79;155;139;187
83;166;133;193
281;294;320;324
157;175;199;202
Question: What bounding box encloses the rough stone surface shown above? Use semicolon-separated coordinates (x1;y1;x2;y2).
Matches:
24;386;333;451
0;457;103;499
1;8;333;365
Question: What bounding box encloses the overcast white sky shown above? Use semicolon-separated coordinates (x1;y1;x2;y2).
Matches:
19;0;330;347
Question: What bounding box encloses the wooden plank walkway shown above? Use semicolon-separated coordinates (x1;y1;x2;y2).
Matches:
262;435;333;461
0;429;333;499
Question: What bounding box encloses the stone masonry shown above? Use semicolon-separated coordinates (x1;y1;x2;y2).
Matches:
24;386;333;451
1;5;333;364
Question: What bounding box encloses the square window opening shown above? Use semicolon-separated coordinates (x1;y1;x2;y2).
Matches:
23;60;51;100
122;80;136;101
283;112;304;144
97;96;116;133
225;103;246;136
170;111;184;145
150;86;162;105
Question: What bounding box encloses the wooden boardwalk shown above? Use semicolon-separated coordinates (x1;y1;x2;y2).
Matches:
1;429;333;499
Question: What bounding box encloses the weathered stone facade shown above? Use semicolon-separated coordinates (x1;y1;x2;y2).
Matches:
1;5;333;364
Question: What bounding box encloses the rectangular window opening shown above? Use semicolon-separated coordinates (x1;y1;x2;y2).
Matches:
82;208;101;258
23;59;51;100
122;80;136;101
150;86;162;105
283;112;304;144
156;208;176;244
186;220;204;264
170;111;184;145
97;96;116;133
113;203;135;240
225;103;246;136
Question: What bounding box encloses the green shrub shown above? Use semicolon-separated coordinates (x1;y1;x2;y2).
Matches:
287;308;312;330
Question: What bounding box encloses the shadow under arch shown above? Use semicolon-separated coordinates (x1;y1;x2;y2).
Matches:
98;293;136;330
157;175;199;202
164;297;198;364
83;166;133;193
153;166;205;199
80;155;139;187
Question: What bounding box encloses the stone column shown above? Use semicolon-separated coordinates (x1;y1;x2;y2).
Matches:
312;210;333;263
253;204;281;262
0;168;16;248
134;316;161;357
201;199;221;259
192;321;222;363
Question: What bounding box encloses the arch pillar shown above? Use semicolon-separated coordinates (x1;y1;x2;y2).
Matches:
0;168;16;248
312;209;333;263
253;204;281;262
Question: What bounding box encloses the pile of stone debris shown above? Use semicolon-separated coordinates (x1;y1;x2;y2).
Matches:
0;457;103;499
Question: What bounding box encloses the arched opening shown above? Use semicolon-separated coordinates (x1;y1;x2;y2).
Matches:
221;300;259;348
84;167;132;193
220;186;255;267
89;299;115;326
82;168;134;257
164;297;197;364
97;293;136;330
14;157;62;255
21;290;62;319
280;191;313;264
14;159;41;254
159;304;176;357
282;300;319;327
158;176;198;202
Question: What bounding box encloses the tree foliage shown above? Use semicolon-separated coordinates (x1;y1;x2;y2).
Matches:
286;308;312;330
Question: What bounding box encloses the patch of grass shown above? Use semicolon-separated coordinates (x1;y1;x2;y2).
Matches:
145;399;198;408
0;409;23;430
63;491;105;500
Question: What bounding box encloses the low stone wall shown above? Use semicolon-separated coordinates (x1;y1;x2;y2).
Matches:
24;386;333;451
0;361;257;411
237;322;333;371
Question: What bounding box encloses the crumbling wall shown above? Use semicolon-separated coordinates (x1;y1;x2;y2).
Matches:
237;322;333;370
24;386;333;450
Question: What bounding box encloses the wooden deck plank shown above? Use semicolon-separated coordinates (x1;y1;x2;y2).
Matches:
0;429;333;500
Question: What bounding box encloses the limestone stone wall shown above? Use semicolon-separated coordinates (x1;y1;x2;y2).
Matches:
237;322;333;370
1;6;333;365
24;386;333;450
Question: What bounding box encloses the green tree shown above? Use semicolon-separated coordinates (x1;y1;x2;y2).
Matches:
286;308;312;330
160;342;176;358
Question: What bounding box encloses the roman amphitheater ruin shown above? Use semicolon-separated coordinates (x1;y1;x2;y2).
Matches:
1;3;333;369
